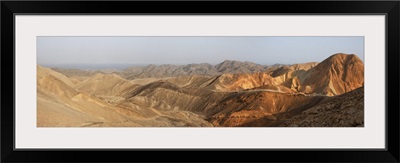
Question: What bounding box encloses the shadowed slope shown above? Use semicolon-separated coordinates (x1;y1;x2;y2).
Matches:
206;91;327;127
279;87;364;127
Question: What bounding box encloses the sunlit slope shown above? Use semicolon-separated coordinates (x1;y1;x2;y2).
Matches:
37;66;212;127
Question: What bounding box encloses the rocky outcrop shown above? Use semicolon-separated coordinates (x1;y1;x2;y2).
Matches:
279;87;364;127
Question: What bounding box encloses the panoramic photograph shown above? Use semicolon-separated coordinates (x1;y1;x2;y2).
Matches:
37;36;364;127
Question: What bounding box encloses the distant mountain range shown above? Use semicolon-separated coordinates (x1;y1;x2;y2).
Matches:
38;53;364;127
51;60;285;79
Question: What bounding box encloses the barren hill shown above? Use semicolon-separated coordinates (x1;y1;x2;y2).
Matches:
38;53;364;127
37;66;213;127
301;53;364;95
74;73;137;96
268;53;364;96
37;66;131;126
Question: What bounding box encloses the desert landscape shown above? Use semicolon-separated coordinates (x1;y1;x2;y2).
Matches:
37;53;364;127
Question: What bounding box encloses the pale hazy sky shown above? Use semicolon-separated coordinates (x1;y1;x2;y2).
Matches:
37;36;364;68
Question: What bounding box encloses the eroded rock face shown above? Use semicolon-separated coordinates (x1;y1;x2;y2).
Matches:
302;53;364;96
269;54;364;96
38;53;364;127
206;91;327;127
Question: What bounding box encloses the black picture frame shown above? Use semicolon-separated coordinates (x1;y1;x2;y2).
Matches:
1;1;399;162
